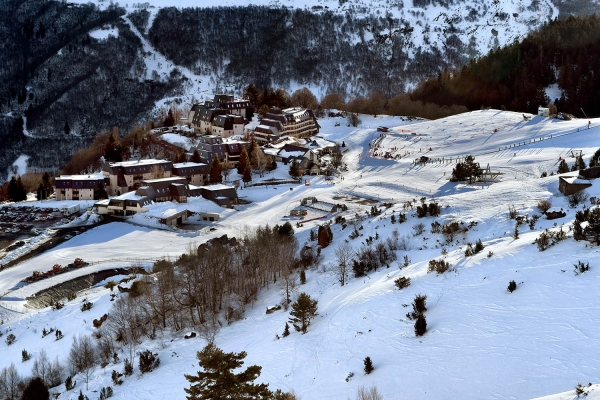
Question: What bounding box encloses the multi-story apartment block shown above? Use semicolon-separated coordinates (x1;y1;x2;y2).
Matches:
190;94;252;137
254;107;319;144
54;174;109;201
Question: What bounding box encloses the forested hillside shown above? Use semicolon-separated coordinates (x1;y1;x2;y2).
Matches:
0;0;184;180
147;6;474;98
410;15;600;116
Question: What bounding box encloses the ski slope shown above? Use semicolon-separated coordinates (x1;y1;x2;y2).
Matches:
2;110;600;399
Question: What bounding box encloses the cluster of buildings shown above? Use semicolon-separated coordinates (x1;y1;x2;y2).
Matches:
54;159;237;217
51;93;330;221
187;94;319;144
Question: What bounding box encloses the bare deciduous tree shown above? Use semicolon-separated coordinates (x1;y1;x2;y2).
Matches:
335;242;354;286
0;363;22;400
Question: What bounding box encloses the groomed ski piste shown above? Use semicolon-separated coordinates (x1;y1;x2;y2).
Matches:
2;109;600;399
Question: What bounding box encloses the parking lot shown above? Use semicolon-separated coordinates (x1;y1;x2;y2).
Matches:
0;205;74;250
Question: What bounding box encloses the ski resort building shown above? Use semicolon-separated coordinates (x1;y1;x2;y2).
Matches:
189;94;252;137
54;174;109;201
253;107;319;144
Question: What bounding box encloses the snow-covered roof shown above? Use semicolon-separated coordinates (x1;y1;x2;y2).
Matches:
562;176;592;185
173;162;206;168
114;191;145;200
109;159;171;167
56;173;104;181
200;184;235;191
278;150;305;159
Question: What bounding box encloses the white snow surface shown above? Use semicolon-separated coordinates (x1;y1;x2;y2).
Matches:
6;154;29;180
2;111;600;399
88;26;119;40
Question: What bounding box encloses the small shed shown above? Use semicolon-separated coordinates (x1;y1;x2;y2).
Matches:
199;212;220;222
538;107;549;117
558;175;592;196
159;209;192;226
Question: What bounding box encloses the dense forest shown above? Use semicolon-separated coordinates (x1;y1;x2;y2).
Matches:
3;0;600;181
0;0;184;180
147;6;462;98
410;15;600;116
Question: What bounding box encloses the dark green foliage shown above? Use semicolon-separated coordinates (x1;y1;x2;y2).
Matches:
390;214;396;224
414;315;427;336
428;259;450;274
300;270;306;284
507;280;517;293
394;276;411;289
5;333;16;345
590;148;600;168
22;377;49;400
99;386;113;400
123;359;133;376
209;155;223;184
574;260;590;275
363;357;374;374
289;159;301;178
474;239;484;253
282;323;290;338
288;292;318;334
276;222;294;237
65;375;76;391
557;159;570;174
411;15;600;116
513;223;519;239
22;349;31;362
111;370;123;386
191;149;202;164
406;294;428;320
535;227;567;251
139;350;160;373
441;221;461;243
184;343;273;400
452;155;481;183
573;219;583;241
7;176;27;202
237;148;249;175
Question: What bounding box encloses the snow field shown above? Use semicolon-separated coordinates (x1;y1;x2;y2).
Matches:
2;111;600;398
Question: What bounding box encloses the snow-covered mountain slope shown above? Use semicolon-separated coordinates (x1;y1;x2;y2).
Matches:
64;0;564;101
2;110;600;399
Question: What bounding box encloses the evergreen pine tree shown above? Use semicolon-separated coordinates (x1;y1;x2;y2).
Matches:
237;148;249;174
288;292;318;333
191;149;201;164
415;315;427;336
589;148;600;167
7;176;18;201
289;159;301;178
243;163;252;184
22;377;49;400
573;219;583;241
42;171;52;190
557;159;570;174
300;269;306;284
282;323;290;338
64;121;70;135
513;223;519;239
209;154;222;184
363;357;374;374
184;343;273;400
164;108;175;127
